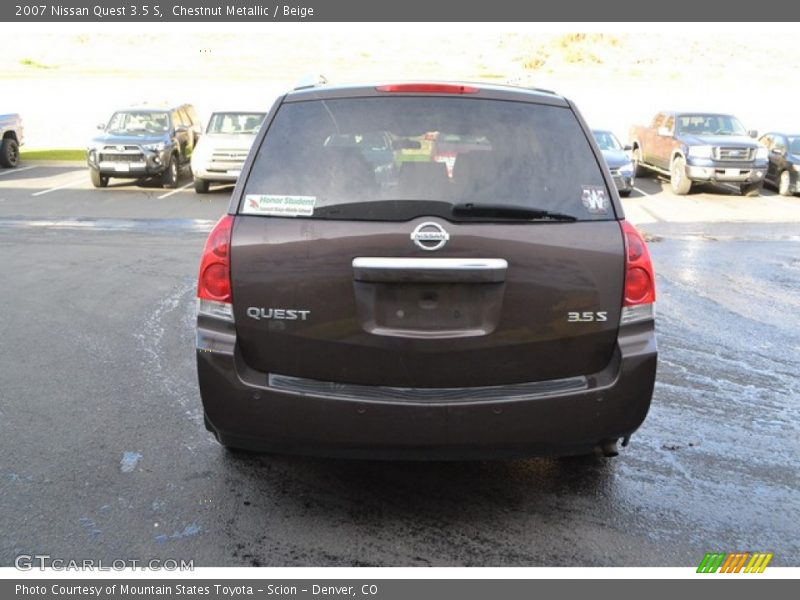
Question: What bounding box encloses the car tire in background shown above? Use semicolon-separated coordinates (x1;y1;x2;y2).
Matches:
670;156;692;195
0;137;20;168
620;173;635;197
89;168;109;188
778;170;793;196
740;182;761;197
161;154;179;188
194;178;210;194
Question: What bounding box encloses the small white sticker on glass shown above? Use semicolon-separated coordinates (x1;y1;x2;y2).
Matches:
581;185;608;214
242;194;316;217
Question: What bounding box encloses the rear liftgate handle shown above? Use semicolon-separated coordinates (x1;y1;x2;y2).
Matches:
351;257;508;284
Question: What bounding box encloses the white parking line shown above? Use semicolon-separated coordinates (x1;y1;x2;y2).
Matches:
157;182;193;199
0;165;38;177
633;186;651;196
31;176;89;197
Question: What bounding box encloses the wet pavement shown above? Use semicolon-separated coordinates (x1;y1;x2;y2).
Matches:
0;169;798;567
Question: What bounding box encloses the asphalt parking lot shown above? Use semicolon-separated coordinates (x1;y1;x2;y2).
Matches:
0;162;230;221
1;163;798;567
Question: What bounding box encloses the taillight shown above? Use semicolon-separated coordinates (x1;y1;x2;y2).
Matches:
376;83;479;94
197;214;234;321
620;220;656;324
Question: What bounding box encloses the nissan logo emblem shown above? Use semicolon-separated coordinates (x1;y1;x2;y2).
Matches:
411;222;449;251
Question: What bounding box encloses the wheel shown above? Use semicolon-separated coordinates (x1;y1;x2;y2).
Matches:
89;168;109;188
194;178;210;194
778;170;794;196
619;189;632;197
740;182;762;197
670;156;692;195
161;154;179;188
632;146;646;177
0;137;20;168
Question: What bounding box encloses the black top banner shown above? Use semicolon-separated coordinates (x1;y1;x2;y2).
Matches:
3;0;800;21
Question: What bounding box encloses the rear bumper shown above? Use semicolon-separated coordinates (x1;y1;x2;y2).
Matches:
196;318;657;460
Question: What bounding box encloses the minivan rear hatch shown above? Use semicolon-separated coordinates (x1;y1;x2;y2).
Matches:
231;91;624;387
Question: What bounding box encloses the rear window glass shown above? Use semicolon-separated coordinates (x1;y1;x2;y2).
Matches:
240;97;612;221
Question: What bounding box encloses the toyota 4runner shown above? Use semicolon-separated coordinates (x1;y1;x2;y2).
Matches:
87;103;201;188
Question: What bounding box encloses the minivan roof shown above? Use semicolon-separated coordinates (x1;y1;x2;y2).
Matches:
284;81;569;107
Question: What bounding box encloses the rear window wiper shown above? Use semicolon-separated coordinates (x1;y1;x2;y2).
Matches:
452;203;577;222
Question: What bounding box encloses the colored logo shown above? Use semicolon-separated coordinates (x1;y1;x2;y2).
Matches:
697;552;773;573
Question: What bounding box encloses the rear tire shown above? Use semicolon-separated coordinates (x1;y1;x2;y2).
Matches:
161;154;179;188
194;178;210;194
619;189;632;197
778;170;793;196
0;137;20;168
89;168;109;188
740;182;762;197
670;156;692;195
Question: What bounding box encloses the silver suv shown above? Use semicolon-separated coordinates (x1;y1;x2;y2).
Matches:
191;111;266;193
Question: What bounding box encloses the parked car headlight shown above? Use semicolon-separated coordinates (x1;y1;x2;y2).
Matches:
755;147;769;160
687;145;714;159
143;142;166;152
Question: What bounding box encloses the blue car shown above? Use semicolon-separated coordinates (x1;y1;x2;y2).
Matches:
592;129;635;196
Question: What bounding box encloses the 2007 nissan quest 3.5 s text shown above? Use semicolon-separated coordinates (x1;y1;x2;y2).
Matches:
195;82;658;460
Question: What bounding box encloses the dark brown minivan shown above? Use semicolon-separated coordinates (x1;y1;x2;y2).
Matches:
196;82;657;459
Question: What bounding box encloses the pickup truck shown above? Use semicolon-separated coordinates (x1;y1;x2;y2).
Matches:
0;113;24;168
630;111;768;196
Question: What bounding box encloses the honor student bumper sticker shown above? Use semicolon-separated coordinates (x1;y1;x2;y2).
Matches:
243;194;316;217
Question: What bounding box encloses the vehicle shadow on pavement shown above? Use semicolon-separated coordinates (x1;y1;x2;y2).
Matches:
222;450;616;512
212;451;620;566
629;174;664;198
